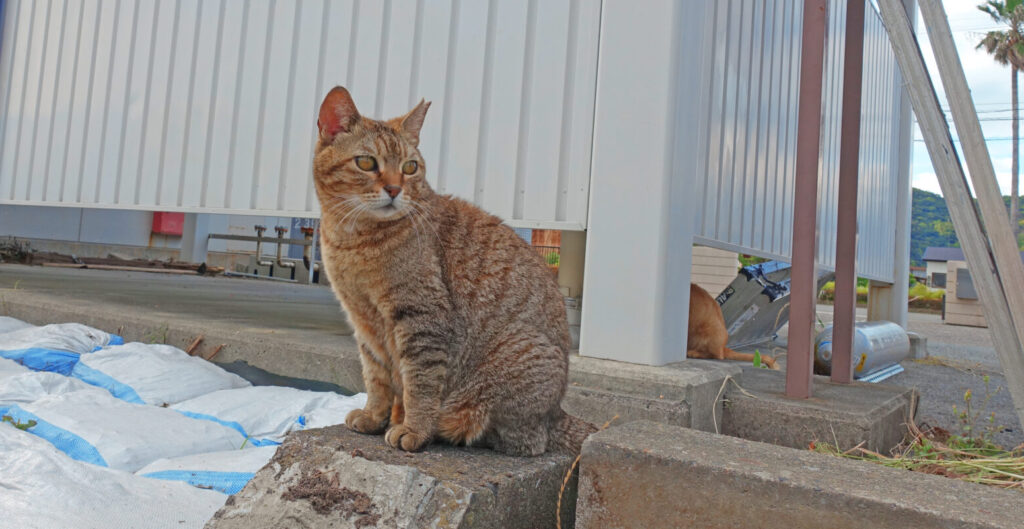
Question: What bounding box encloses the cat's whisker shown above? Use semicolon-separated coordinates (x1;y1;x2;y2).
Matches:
325;197;361;218
346;203;370;233
407;201;442;246
337;201;367;231
407;209;425;249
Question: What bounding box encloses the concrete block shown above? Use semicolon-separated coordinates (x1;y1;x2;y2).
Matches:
722;368;917;453
205;425;578;529
565;355;740;433
577;421;1023;529
907;331;928;359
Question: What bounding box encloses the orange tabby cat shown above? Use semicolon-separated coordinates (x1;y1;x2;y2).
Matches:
687;283;778;369
313;87;595;455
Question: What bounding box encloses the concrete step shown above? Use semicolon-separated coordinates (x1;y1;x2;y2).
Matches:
723;367;917;453
577;420;1023;529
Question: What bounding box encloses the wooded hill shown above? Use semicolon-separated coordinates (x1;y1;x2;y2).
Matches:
910;188;1024;266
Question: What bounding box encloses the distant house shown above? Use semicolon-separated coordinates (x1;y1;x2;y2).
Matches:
922;247;1024;289
921;247;963;288
922;246;1024;328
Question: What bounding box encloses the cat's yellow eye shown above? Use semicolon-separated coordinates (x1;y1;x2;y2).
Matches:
402;160;419;175
354;156;378;172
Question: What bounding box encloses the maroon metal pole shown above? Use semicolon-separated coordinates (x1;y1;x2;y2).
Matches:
831;0;866;384
786;0;829;399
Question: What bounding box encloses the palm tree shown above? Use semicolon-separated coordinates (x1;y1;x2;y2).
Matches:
978;0;1024;238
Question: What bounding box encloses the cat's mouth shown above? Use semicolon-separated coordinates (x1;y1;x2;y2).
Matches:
370;203;403;218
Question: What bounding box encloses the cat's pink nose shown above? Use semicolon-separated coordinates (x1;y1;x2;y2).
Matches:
384;185;402;198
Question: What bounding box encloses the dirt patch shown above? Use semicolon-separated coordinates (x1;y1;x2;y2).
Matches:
283;471;379;526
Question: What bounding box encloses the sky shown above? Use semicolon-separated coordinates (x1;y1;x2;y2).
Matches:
911;0;1019;196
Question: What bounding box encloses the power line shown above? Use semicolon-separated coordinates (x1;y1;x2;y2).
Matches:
941;108;1024;115
913;137;1018;142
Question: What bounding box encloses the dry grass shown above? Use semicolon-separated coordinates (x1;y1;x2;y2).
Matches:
912;355;986;372
812;396;1024;490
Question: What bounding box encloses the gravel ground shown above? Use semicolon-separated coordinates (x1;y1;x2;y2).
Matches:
887;360;1022;450
774;305;1022;450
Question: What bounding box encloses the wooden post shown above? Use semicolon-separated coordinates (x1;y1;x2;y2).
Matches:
878;0;1024;426
786;0;828;399
832;0;866;384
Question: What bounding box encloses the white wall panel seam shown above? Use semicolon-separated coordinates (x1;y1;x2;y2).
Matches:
0;0;22;200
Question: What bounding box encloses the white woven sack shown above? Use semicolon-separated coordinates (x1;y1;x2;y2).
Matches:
0;423;226;529
0;323;123;374
0;316;34;335
72;342;250;406
0;388;248;472
172;386;367;444
0;357;30;382
136;445;278;495
0;371;106;403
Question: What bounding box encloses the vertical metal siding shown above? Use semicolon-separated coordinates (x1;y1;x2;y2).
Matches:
693;0;906;282
0;0;600;230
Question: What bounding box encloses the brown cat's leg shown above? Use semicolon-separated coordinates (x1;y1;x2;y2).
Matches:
390;395;405;425
385;351;447;452
486;335;566;456
345;344;394;434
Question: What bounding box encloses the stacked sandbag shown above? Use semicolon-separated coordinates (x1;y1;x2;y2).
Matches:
71;342;250;406
0;386;248;471
136;445;278;494
0;323;123;374
172;386;367;445
0;316;370;528
0;423;226;529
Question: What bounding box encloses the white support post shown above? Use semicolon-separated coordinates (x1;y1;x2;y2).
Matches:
868;0;916;329
579;0;708;365
180;213;210;264
883;20;917;330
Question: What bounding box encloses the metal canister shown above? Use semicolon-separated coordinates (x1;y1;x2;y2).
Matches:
814;321;911;381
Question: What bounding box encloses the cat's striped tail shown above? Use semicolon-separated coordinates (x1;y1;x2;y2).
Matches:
549;410;598;454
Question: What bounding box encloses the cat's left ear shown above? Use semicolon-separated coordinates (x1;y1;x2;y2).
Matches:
397;99;431;146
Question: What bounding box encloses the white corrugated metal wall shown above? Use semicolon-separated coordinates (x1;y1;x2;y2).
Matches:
0;0;911;281
692;0;906;282
0;0;600;230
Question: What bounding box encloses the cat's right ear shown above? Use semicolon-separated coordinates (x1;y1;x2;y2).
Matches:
318;86;360;141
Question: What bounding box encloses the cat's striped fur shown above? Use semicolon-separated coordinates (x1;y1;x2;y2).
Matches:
313;87;594;455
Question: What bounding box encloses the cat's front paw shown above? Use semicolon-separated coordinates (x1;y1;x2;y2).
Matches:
346;408;388;434
384;424;431;452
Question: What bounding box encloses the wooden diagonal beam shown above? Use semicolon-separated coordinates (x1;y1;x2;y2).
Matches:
877;0;1024;426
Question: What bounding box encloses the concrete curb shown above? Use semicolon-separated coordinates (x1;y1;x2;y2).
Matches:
577;421;1023;529
1;289;365;393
